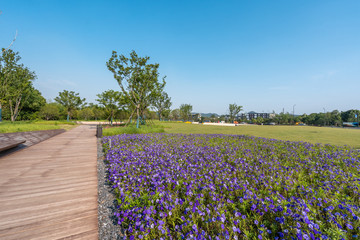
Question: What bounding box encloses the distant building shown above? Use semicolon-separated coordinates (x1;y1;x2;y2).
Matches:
237;111;275;120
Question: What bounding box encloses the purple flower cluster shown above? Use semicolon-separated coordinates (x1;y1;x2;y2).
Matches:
103;134;360;239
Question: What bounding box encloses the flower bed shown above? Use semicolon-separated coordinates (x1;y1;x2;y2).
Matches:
103;134;360;239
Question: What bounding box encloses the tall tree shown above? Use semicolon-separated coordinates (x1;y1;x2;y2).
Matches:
78;107;95;121
54;90;85;121
18;86;46;120
152;91;172;121
170;109;180;121
39;102;61;120
228;103;243;123
106;50;166;128
179;104;193;121
8;66;36;121
96;90;123;125
329;110;342;126
341;109;360;122
0;49;20;121
0;49;36;121
86;103;105;121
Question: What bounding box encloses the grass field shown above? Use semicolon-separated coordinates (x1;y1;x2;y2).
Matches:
0;120;77;133
103;123;164;136
158;122;360;148
102;121;360;148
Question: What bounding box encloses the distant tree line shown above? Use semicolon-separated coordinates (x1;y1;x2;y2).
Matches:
167;105;360;127
273;110;359;126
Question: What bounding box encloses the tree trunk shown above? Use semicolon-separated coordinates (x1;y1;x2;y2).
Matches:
136;105;140;128
12;96;22;121
125;108;136;127
0;102;2;122
9;100;15;122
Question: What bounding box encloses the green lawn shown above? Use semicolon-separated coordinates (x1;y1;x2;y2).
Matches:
103;123;164;136
160;122;360;148
0;120;77;133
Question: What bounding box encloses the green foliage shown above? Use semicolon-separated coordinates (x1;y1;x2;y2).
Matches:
0;49;38;121
18;87;46;120
106;50;166;127
170;108;180;120
179;104;192;121
77;107;95;120
274;112;292;125
92;105;106;120
96;89;123;122
0;49;20;108
151;91;172;121
54;90;86;120
228;103;242;122
341;109;360;122
39;103;62;120
294;109;359;126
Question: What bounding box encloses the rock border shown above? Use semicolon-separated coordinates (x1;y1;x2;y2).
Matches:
97;138;125;240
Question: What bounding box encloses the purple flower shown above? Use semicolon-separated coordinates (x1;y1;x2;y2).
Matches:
346;223;353;229
104;133;360;238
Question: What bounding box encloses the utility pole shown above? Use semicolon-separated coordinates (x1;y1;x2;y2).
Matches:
323;108;326;126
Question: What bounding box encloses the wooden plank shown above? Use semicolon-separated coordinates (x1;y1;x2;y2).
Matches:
0;125;98;240
0;139;26;152
0;214;98;240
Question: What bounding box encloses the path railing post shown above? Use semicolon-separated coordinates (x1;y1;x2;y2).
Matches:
96;125;103;138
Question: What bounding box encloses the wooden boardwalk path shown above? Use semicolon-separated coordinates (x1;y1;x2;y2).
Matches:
0;125;98;240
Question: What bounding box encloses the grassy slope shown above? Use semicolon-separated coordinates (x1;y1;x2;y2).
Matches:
0;121;77;133
161;122;360;148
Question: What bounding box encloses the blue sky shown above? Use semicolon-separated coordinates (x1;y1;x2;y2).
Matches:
1;0;359;115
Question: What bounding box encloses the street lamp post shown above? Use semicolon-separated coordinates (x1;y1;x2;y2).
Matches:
293;104;296;124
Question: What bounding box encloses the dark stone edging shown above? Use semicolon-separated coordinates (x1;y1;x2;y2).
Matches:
97;138;125;240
